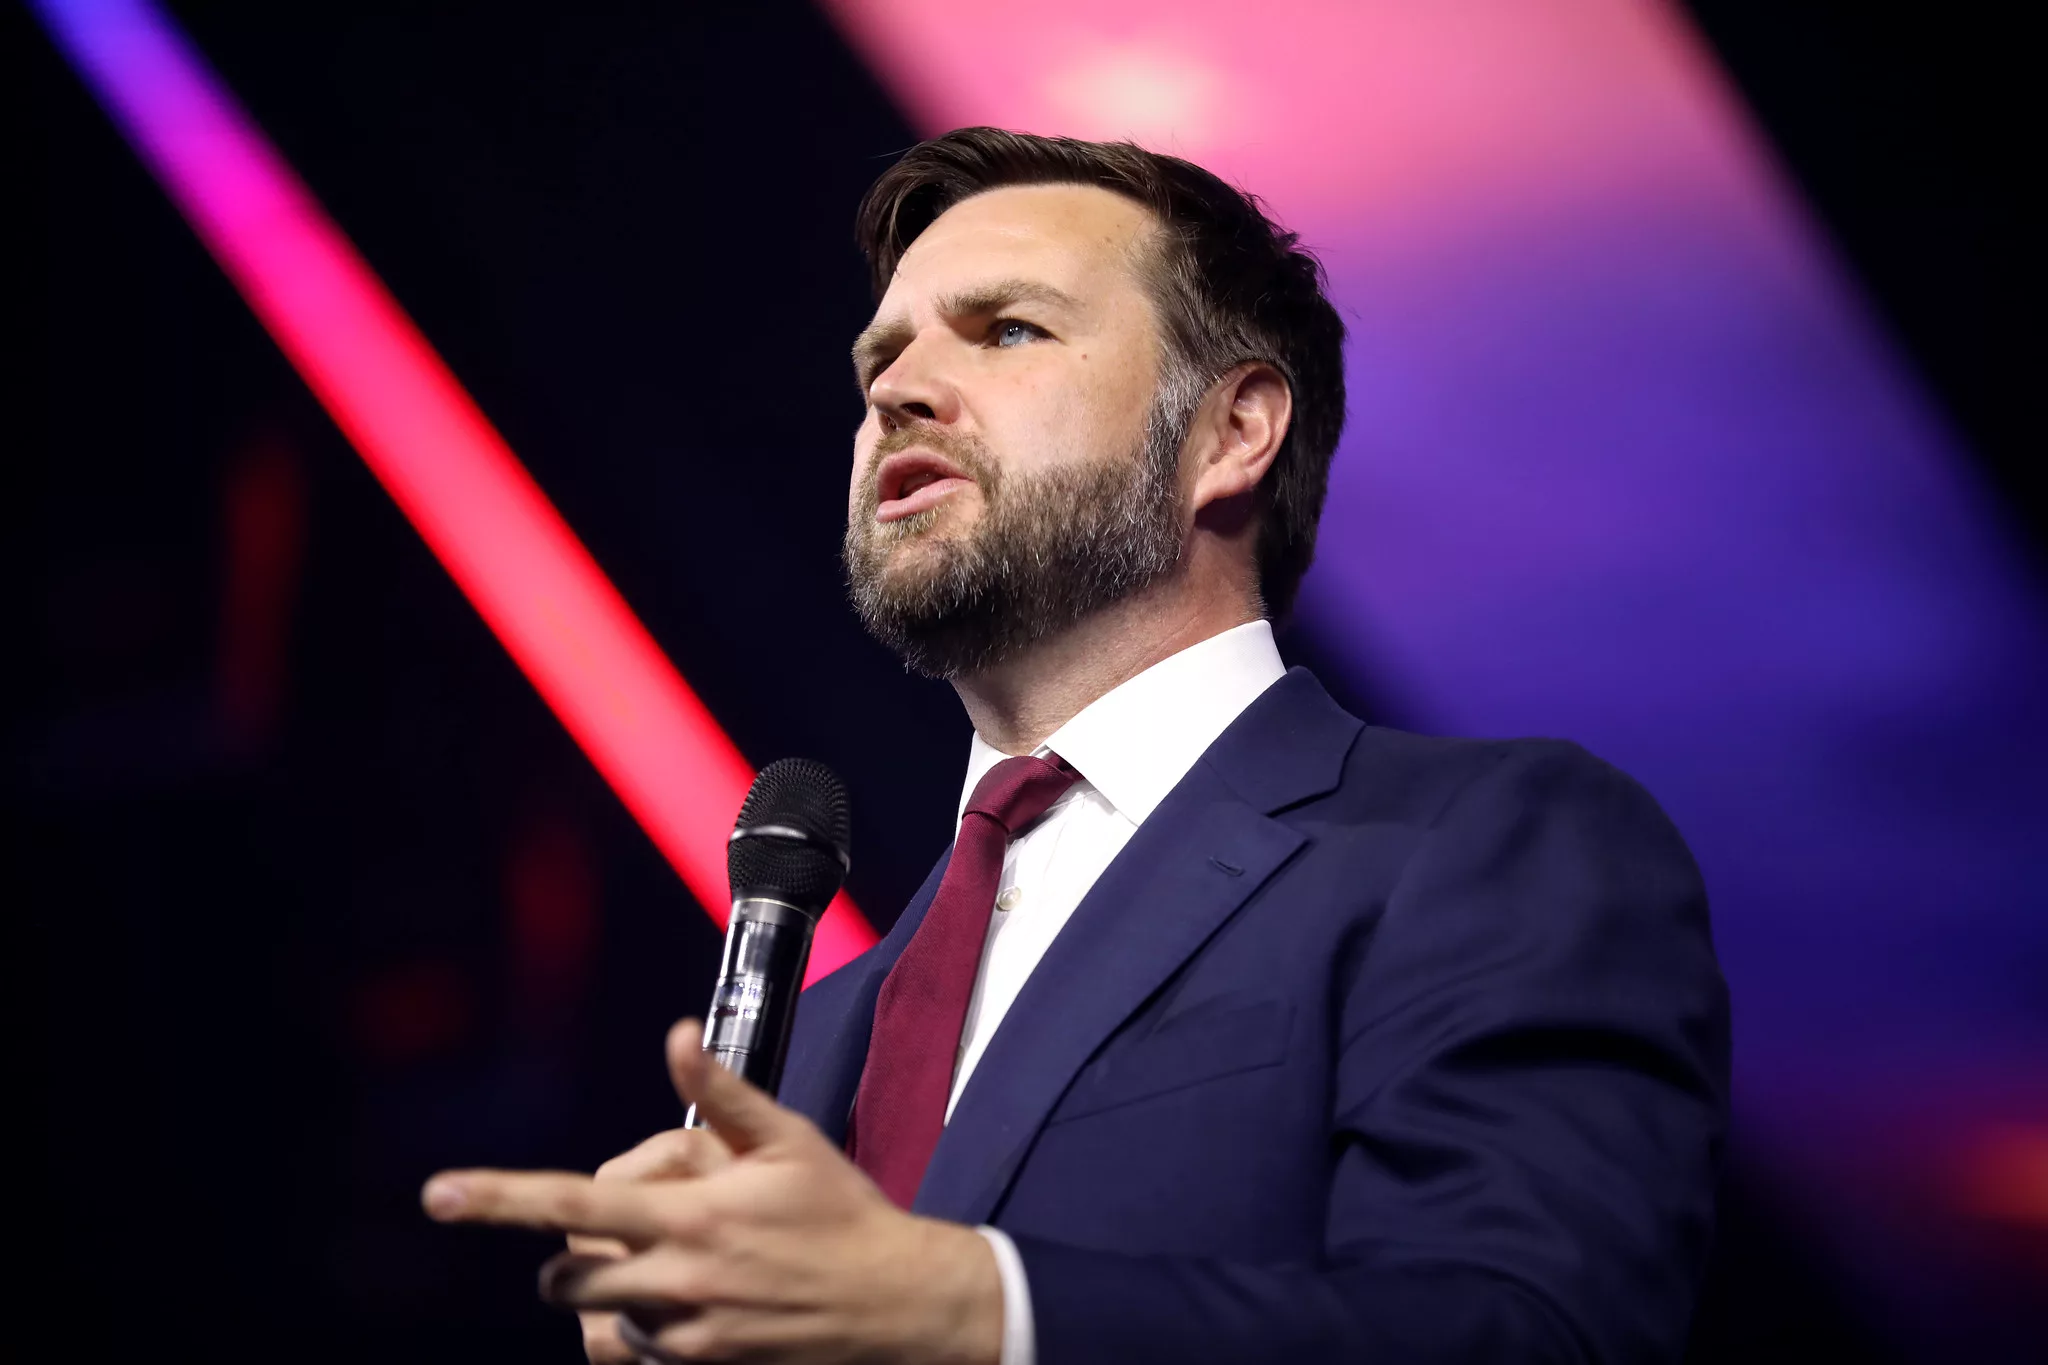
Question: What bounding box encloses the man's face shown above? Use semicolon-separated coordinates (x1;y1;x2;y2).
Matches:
843;184;1192;677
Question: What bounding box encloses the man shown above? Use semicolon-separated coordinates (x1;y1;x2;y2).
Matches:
425;128;1730;1364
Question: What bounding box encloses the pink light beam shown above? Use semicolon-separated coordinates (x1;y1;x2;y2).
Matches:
34;0;877;984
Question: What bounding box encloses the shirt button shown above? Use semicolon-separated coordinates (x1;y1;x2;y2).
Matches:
996;886;1023;913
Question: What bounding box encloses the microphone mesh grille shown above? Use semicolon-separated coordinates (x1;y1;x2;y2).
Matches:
727;758;851;913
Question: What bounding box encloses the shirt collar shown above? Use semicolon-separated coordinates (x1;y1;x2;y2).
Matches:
956;620;1287;828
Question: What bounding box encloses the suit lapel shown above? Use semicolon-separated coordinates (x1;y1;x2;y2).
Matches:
780;848;951;1145
912;669;1361;1224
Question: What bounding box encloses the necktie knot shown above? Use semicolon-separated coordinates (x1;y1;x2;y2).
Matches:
964;754;1079;835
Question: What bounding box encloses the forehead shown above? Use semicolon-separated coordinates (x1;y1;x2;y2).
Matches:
882;182;1158;310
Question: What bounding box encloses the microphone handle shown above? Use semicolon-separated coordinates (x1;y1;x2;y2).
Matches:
684;897;817;1129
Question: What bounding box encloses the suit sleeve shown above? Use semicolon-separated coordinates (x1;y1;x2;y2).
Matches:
1009;741;1732;1365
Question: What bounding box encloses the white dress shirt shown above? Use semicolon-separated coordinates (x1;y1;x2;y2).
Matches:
953;620;1288;1365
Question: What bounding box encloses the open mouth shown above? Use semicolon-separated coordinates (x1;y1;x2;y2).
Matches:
875;450;974;523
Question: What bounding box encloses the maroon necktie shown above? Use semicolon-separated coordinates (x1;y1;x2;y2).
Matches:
849;754;1079;1208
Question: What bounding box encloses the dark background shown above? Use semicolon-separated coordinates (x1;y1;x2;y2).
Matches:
16;1;2032;1359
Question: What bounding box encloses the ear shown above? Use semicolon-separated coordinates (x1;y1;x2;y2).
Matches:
1186;362;1292;517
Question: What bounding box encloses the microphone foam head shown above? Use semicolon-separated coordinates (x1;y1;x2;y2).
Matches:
727;757;851;915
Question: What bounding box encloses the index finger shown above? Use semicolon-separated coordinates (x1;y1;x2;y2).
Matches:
422;1169;672;1243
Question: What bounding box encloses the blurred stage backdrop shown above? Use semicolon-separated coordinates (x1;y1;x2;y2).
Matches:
19;1;2043;1360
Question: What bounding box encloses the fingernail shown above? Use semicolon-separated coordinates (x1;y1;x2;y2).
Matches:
422;1178;467;1219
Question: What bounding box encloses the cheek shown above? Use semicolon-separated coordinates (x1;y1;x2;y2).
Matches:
1063;362;1150;461
987;369;1097;469
1063;330;1153;437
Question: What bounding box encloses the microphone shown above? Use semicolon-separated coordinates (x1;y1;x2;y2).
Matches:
685;758;851;1128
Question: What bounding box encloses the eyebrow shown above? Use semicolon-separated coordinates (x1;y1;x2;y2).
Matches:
851;277;1084;389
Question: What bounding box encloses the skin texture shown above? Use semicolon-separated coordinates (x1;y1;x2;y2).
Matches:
423;182;1294;1363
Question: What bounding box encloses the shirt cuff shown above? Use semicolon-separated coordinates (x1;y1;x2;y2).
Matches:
974;1225;1036;1365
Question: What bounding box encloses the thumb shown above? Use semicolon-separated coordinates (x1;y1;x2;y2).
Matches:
667;1018;810;1155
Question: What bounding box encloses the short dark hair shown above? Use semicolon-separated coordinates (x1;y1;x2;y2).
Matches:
855;127;1347;620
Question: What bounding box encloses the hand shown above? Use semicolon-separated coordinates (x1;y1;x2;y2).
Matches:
422;1019;1004;1365
567;1121;735;1362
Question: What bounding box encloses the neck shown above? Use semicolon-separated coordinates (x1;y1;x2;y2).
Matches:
952;579;1262;755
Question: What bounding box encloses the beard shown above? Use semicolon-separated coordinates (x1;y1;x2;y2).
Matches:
843;400;1191;680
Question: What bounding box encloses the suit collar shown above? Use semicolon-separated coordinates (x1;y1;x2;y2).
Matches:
1198;666;1360;815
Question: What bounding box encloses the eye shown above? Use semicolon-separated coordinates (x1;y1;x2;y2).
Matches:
993;319;1045;348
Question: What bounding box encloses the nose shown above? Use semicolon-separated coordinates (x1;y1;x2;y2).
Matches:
867;330;961;431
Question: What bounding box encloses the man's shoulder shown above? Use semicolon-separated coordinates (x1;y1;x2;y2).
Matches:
1220;667;1672;836
1321;716;1682;847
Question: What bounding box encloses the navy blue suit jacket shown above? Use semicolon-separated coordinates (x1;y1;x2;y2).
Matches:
783;669;1729;1364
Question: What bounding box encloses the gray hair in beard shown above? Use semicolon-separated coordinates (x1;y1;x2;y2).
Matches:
844;370;1207;679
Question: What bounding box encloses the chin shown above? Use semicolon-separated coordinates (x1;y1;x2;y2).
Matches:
871;532;959;589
